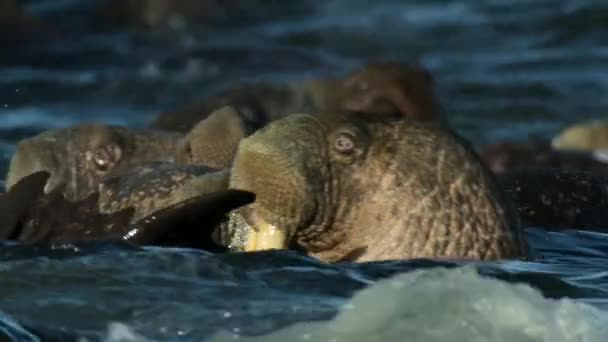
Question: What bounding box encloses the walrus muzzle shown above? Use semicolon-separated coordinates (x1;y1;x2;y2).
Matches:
228;113;326;252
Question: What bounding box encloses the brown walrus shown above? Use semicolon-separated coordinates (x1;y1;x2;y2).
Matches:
0;170;254;250
225;111;527;262
6;123;182;201
151;62;440;133
479;140;608;176
551;119;608;152
172;63;440;168
498;170;608;231
174;106;253;169
98;162;229;221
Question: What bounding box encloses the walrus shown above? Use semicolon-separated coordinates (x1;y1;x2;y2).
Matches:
552;119;608;152
173;63;440;168
0;171;254;250
225;111;527;262
151;62;440;133
97;162;229;221
174;106;253;168
5;123;182;201
498;170;608;231
479;140;608;176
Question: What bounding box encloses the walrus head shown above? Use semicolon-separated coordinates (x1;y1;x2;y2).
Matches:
174;106;255;169
228;111;525;262
332;63;441;122
552;120;608;152
6;124;181;200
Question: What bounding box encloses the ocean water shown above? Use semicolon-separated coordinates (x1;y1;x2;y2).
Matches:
1;0;607;341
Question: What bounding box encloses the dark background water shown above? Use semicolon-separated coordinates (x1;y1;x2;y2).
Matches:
1;0;608;341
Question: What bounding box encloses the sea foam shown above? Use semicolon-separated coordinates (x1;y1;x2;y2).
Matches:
208;266;608;342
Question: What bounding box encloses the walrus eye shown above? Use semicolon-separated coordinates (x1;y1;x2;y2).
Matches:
334;132;355;154
92;144;121;171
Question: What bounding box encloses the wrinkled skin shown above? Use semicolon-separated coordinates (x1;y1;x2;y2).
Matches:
0;171;254;250
171;63;440;168
479;140;608;176
227;112;526;262
174;107;253;168
98;162;229;221
0;171;135;243
332;63;440;121
152;82;314;133
152;63;440;133
552;119;608;152
6;124;182;201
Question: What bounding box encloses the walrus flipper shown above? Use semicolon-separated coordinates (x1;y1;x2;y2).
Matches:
126;190;255;251
17;191;135;244
0;171;50;240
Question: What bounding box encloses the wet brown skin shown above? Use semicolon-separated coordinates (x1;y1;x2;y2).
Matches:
98;162;229;221
151;62;440;133
498;170;608;231
479;140;608;176
0;171;254;250
6;123;182;201
171;63;441;168
174;107;254;169
0;171;50;240
551;119;608;152
332;63;440;121
227;111;526;262
152;82;316;133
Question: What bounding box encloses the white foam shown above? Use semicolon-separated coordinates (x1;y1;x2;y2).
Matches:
211;266;608;342
101;322;152;342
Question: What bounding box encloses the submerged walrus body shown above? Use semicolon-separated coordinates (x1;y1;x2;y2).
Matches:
98;162;229;221
6;124;182;201
174;106;254;169
479;140;608;176
226;112;527;262
152;63;440;133
0;170;254;250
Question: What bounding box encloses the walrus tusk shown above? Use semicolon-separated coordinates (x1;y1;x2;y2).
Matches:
244;215;288;251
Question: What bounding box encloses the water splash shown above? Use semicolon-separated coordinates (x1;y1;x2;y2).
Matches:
212;266;608;342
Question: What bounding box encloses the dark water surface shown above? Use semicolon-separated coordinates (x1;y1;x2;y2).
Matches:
1;0;608;341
